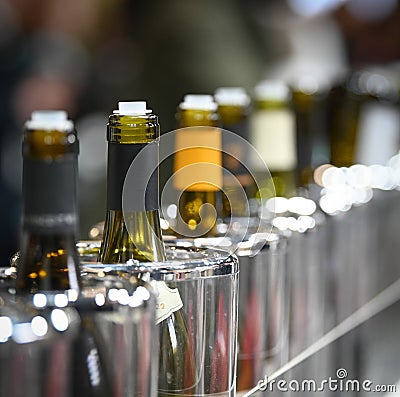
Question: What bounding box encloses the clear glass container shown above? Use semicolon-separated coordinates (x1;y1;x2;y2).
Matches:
0;270;157;397
258;195;331;390
234;231;289;391
163;231;289;394
0;291;80;397
81;244;239;397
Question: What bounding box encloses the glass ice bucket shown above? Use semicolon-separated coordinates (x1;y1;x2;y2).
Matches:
0;268;157;397
82;244;239;397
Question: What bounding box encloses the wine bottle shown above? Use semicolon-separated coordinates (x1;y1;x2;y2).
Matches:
327;73;363;167
174;94;223;237
290;78;330;189
15;110;112;397
214;87;254;218
16;110;81;294
174;96;236;394
250;80;297;199
99;101;165;263
98;101;196;395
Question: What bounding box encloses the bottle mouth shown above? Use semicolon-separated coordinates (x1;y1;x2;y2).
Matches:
25;110;74;131
113;101;153;115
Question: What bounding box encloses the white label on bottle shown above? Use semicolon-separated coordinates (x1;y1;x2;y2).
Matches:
356;102;400;165
154;281;183;325
250;109;297;171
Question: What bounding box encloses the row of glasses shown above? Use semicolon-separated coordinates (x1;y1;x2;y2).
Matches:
1;243;239;397
180;215;290;396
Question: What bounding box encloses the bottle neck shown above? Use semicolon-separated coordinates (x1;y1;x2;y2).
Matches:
218;104;248;129
177;108;220;128
217;103;255;200
17;137;80;294
255;99;290;110
106;141;159;213
173;114;223;237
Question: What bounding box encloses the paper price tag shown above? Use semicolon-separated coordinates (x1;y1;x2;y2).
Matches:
154;281;183;325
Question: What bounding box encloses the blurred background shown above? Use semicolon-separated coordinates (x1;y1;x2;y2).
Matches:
1;0;400;264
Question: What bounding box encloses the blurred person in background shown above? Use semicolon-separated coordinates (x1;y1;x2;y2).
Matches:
0;0;149;261
0;0;98;263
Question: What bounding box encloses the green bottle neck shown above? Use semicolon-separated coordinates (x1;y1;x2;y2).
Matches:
177;108;220;128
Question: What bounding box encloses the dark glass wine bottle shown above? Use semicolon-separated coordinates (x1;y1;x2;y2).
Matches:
16;110;81;294
15;110;111;397
327;73;362;168
290;78;330;189
174;94;223;237
250;80;297;199
98;101;196;395
214;87;254;219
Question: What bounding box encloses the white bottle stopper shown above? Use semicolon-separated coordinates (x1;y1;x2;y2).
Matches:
254;80;291;102
25;110;73;131
114;101;152;115
179;94;217;111
214;87;250;106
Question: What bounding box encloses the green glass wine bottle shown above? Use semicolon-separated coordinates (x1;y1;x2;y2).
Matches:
250;80;297;199
15;110;112;397
98;101;196;395
327;73;362;168
174;94;223;237
290;77;330;189
214;87;254;219
98;102;164;263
